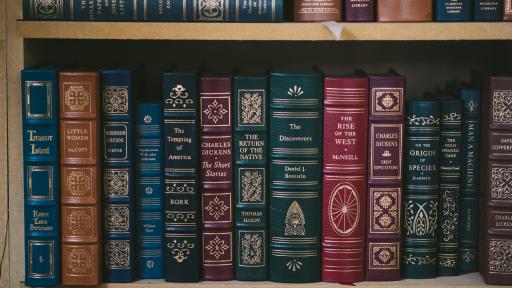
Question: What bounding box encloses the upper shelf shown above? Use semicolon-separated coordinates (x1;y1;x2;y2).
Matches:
16;21;512;41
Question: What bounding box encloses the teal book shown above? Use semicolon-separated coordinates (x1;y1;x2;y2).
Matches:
233;74;269;280
269;71;322;283
402;100;440;279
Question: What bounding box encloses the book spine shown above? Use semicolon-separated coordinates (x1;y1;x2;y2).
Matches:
235;0;283;21
344;0;374;21
233;76;268;280
435;0;471;21
293;0;341;21
60;71;101;286
101;70;135;282
402;100;440;279
163;71;201;282
269;72;322;283
135;103;164;279
322;77;368;283
23;0;71;20
73;0;137;21
458;90;480;273
137;0;190;21
474;0;503;21
200;76;234;280
192;0;236;21
365;75;404;281
481;77;512;285
438;100;463;276
22;69;61;287
377;0;433;21
505;0;512;20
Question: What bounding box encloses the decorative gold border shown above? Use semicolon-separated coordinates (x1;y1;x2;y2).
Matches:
328;182;359;236
371;88;403;116
369;123;403;180
202;192;232;223
238;167;265;205
237;89;265;127
369;187;401;233
103;122;129;162
27;166;54;200
238;230;265;267
62;82;93;114
28;240;54;278
200;96;231;127
368;242;400;270
102;85;129;116
202;232;233;263
25;81;52;119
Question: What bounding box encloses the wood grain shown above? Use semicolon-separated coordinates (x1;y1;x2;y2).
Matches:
0;0;8;286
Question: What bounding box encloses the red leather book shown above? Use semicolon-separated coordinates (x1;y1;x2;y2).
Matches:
59;71;101;286
322;75;368;283
200;76;234;280
505;0;512;20
365;71;404;281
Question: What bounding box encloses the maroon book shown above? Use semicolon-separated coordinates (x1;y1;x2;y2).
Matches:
480;76;512;285
344;0;374;21
365;71;404;281
322;76;368;283
200;76;234;281
505;0;512;21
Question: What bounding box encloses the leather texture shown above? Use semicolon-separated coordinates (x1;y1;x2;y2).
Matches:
137;0;192;21
60;70;101;286
73;0;136;20
365;72;404;281
377;0;432;21
163;70;201;282
506;0;512;20
293;0;341;21
437;99;463;276
269;71;322;283
474;0;503;21
344;0;374;21
101;69;135;283
322;76;368;283
192;0;236;21
200;76;234;281
22;68;61;287
480;76;512;285
135;103;164;279
402;100;440;279
458;90;480;273
23;0;71;20
233;75;269;281
435;0;470;21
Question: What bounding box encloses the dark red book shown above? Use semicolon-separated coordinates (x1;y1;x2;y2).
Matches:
322;75;368;283
200;76;234;281
365;71;404;281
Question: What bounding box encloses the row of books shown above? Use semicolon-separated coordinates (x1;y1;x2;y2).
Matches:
22;67;512;287
24;0;512;22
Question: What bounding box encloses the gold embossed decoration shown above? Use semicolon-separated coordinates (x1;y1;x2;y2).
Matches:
203;100;228;124
403;254;437;266
204;196;229;220
329;183;359;235
33;0;62;19
64;85;91;112
286;259;302;271
199;0;224;20
370;243;399;269
491;166;512;200
465;100;478;112
105;240;130;268
66;170;91;197
67;247;93;274
103;86;129;114
240;91;263;125
167;239;195;263
404;200;438;237
462;251;475;263
492;90;512;124
371;190;399;232
105;205;129;232
287;85;304;97
104;169;129;198
206;236;229;259
166;85;193;108
66;209;92;236
489;239;512;273
284;201;305;236
240;232;263;266
241;169;263;203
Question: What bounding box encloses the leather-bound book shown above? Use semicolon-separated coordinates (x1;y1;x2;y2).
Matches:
294;0;341;21
60;70;101;286
377;0;433;21
365;71;404;281
72;0;137;20
480;76;512;285
506;0;512;20
22;68;61;287
101;69;135;282
344;0;374;21
474;0;503;21
135;103;164;279
437;99;462;276
192;0;236;21
269;71;322;283
200;76;234;280
163;70;201;282
322;75;368;283
458;90;480;273
23;0;72;20
435;0;471;21
402;100;440;279
233;74;269;280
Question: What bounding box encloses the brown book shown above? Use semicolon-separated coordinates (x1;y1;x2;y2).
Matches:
505;0;512;21
294;0;341;21
377;0;432;21
60;71;101;286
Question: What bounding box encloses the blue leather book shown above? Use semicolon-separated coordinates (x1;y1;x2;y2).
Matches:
234;0;283;21
435;0;470;21
137;0;192;21
474;0;503;21
72;0;137;21
135;103;164;279
102;70;135;282
23;0;72;20
22;68;60;287
233;74;269;280
458;90;480;273
162;70;201;282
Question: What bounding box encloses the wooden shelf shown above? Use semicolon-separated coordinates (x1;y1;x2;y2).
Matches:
16;21;512;41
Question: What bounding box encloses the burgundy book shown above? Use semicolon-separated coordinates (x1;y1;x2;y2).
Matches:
480;76;512;285
294;0;341;21
322;76;368;283
344;0;374;21
365;71;404;281
200;76;234;281
505;0;512;20
59;71;101;286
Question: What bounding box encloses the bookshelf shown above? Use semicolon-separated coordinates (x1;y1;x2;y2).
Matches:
3;0;512;287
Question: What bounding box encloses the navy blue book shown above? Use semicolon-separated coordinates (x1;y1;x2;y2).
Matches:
137;0;193;21
162;70;201;282
102;70;135;282
23;0;72;20
22;68;61;287
474;0;503;21
72;0;137;21
435;0;470;21
135;103;164;279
